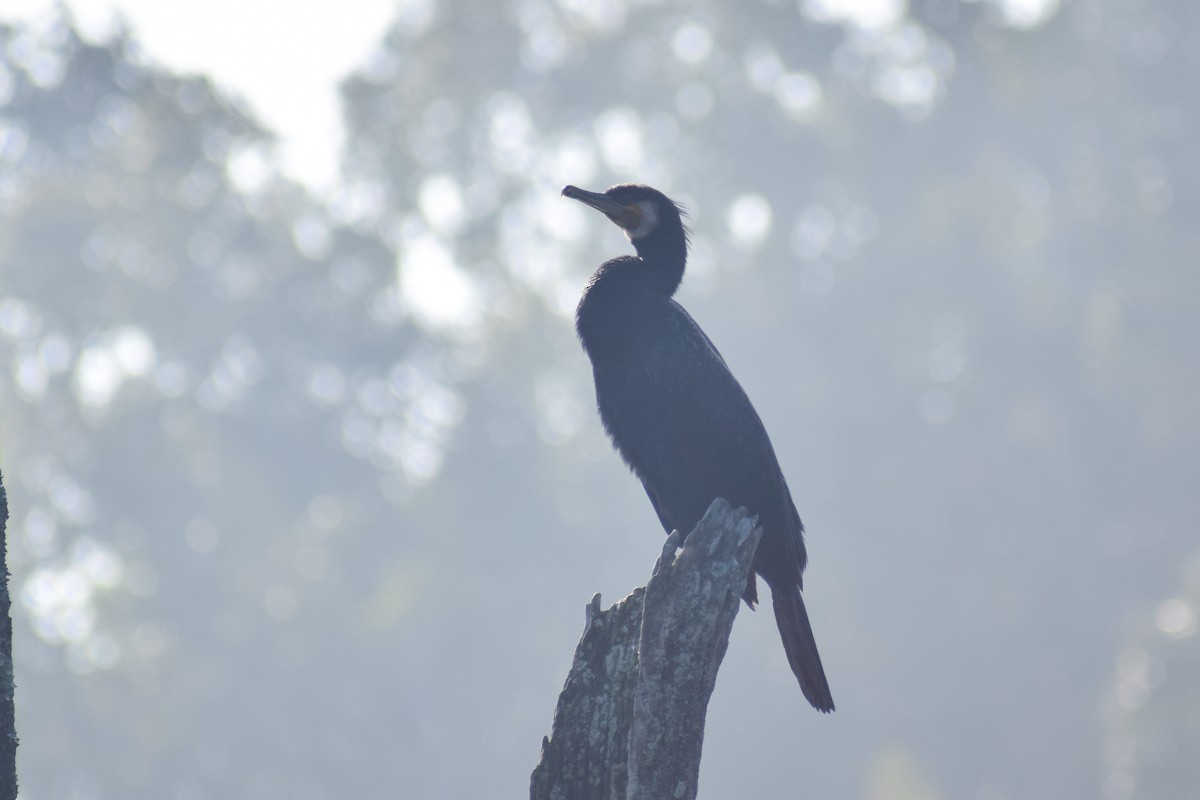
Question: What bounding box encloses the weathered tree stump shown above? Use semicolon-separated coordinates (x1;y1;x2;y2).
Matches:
531;498;761;800
0;471;16;799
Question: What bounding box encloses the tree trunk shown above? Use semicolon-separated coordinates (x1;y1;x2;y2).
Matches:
530;498;761;800
0;470;17;799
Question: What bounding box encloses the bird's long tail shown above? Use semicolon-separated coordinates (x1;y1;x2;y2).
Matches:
771;584;835;712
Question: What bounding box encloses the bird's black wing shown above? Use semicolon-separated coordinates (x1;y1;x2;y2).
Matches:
642;484;674;535
595;298;805;585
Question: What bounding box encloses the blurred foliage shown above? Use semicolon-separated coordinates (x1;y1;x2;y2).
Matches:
1;0;1198;798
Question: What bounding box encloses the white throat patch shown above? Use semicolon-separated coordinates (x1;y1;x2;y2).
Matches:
625;201;659;241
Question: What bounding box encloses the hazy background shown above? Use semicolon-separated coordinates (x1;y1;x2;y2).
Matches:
2;0;1199;798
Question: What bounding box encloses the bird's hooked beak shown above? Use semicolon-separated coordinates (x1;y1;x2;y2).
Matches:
562;185;643;231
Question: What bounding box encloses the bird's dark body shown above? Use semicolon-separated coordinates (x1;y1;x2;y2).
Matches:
577;258;803;604
567;183;834;713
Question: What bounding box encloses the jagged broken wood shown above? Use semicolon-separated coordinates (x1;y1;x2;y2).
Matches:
530;498;762;800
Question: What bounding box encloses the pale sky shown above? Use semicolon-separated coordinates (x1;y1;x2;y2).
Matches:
1;0;398;196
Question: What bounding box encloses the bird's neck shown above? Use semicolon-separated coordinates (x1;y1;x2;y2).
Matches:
631;233;686;297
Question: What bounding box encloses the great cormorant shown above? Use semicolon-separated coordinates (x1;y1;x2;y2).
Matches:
564;182;834;713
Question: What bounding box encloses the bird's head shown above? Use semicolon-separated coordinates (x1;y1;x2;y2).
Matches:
562;183;688;246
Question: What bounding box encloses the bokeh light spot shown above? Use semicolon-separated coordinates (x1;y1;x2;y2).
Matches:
803;0;905;32
775;72;822;120
594;107;644;172
727;194;772;246
398;235;484;332
419;175;466;235
1154;598;1196;639
672;23;713;65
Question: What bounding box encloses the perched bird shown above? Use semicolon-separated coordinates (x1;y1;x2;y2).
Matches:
564;183;834;713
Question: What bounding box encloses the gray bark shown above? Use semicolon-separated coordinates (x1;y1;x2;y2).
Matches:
0;471;16;799
531;499;762;800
